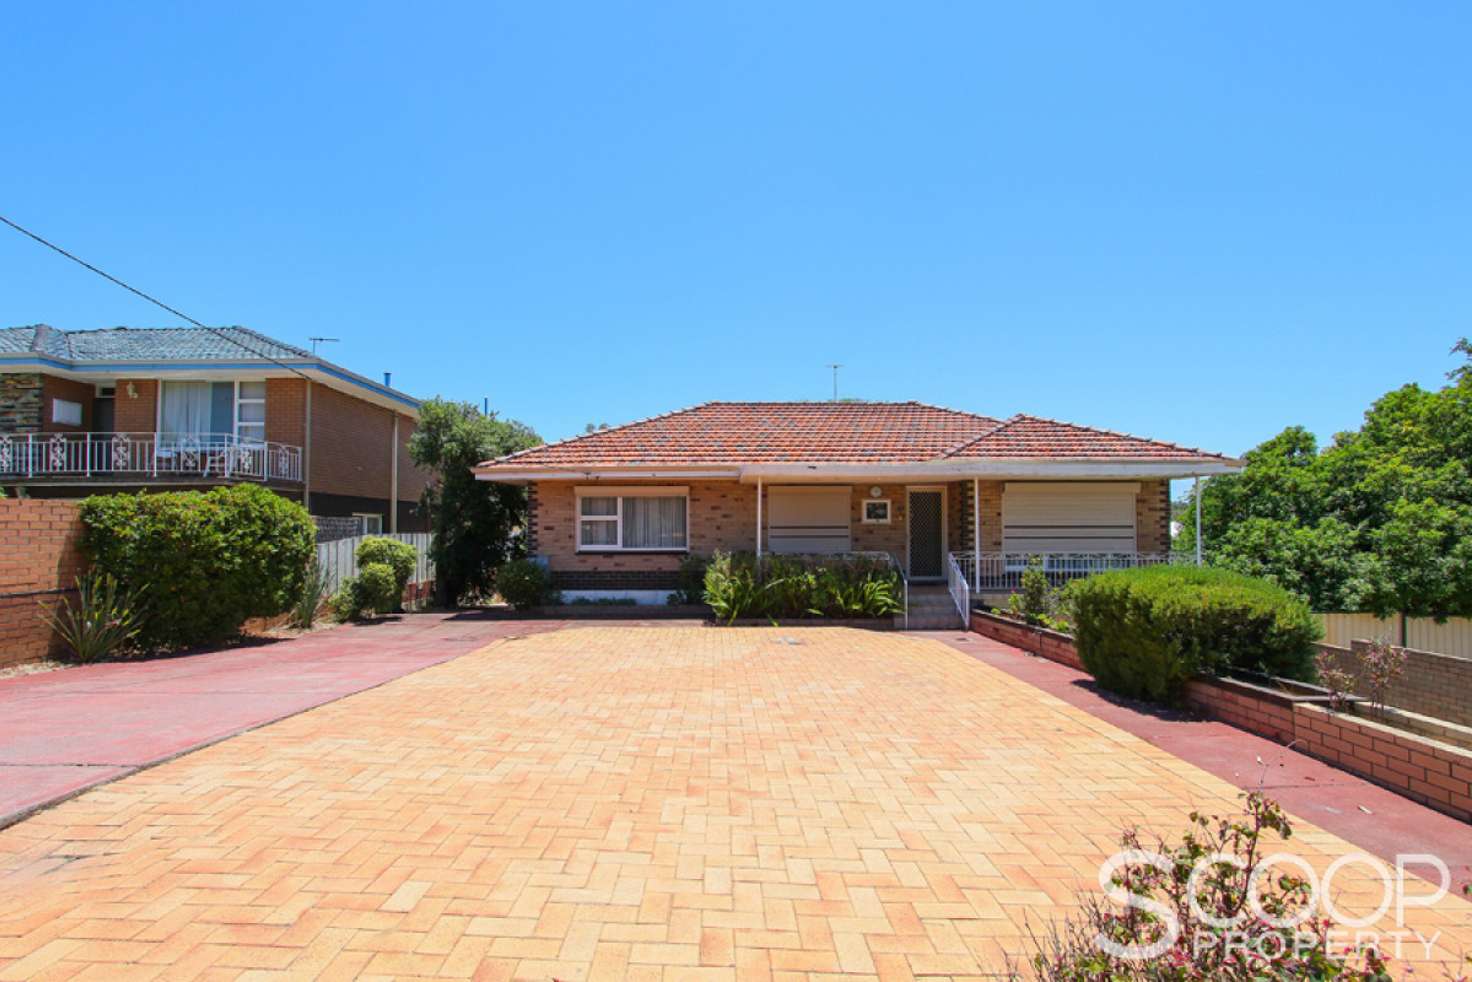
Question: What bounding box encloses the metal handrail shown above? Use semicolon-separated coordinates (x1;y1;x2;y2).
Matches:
945;552;970;627
0;431;304;483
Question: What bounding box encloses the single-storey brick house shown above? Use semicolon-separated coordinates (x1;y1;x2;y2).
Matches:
0;325;428;533
474;401;1240;610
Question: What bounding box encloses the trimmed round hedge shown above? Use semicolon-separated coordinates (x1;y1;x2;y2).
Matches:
1067;565;1321;704
79;484;316;651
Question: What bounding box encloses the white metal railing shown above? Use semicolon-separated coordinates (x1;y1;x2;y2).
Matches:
945;551;970;625
0;432;303;483
317;532;435;595
950;551;1183;595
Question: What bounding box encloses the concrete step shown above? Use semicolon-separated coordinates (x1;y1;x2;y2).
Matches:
896;610;965;630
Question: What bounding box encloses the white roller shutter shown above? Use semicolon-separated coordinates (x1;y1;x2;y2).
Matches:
767;487;851;554
1002;482;1137;554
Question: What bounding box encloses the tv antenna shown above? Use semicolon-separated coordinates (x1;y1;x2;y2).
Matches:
826;363;842;401
309;337;339;355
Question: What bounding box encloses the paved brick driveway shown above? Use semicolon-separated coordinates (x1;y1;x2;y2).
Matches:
0;627;1467;979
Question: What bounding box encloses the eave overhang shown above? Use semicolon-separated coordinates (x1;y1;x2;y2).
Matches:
474;458;1242;484
0;353;419;415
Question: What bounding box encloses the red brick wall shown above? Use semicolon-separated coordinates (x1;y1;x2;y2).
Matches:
113;379;158;433
968;610;1084;670
308;383;425;509
266;378;307;448
533;480;756;577
310;382;390;499
1316;641;1472;729
1183;677;1298;745
396;413;427;503
0;500;87;667
39;375;94;433
1294;704;1472;822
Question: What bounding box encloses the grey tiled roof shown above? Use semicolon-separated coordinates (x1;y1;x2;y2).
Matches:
0;325;312;362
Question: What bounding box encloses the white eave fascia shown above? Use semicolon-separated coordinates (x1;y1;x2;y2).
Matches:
0;352;419;416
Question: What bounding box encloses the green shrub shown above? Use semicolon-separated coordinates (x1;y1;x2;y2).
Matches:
40;571;145;662
669;554;708;605
329;563;402;622
702;551;903;623
1000;556;1072;630
1068;565;1321;703
355;537;416;610
290;558;331;629
496;558;554;610
353;563;399;615
79;485;315;651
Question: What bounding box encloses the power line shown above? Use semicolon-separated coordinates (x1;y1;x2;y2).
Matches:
0;213;314;383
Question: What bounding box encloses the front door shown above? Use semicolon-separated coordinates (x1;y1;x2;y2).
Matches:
907;488;945;580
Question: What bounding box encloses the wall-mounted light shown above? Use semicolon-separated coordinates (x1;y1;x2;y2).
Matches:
869;485;883;498
126;382;137;399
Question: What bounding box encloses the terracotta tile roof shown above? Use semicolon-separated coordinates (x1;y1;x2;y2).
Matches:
478;402;1235;471
482;402;1000;467
943;414;1233;462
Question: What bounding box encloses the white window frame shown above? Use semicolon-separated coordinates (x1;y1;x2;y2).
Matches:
575;485;690;553
354;512;384;534
861;498;892;524
234;380;267;444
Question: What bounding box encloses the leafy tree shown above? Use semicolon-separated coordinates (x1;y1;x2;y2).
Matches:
1181;343;1472;618
409;399;540;606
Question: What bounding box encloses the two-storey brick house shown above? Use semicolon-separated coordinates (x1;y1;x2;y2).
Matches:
0;325;429;532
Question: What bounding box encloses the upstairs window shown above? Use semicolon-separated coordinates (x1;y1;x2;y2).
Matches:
576;488;688;551
158;380;267;441
235;381;266;443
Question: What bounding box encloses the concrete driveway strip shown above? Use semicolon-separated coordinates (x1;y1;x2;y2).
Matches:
0;626;1466;980
0;613;561;827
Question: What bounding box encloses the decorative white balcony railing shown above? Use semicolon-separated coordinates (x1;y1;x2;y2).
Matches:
949;551;1186;595
0;432;303;483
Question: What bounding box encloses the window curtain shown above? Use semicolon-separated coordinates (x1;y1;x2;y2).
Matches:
623;497;686;549
159;382;211;437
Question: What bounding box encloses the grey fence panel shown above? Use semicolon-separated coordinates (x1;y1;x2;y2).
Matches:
316;533;434;595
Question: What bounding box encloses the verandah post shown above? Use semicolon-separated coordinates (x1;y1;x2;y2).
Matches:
972;477;980;591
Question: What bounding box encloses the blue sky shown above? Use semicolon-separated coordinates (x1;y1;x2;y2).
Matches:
3;2;1468;460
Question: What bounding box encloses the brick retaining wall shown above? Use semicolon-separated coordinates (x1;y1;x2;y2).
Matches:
1294;704;1472;821
0;499;87;667
968;610;1083;669
1316;640;1472;729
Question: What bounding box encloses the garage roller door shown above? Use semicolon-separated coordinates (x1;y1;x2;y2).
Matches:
767;487;851;554
1001;482;1137;553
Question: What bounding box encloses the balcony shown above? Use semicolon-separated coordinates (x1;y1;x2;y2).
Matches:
0;432;303;484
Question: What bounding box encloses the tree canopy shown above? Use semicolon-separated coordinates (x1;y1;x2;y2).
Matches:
1181;342;1472;618
408;399;541;606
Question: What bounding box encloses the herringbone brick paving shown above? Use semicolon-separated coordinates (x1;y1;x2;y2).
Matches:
0;627;1466;979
